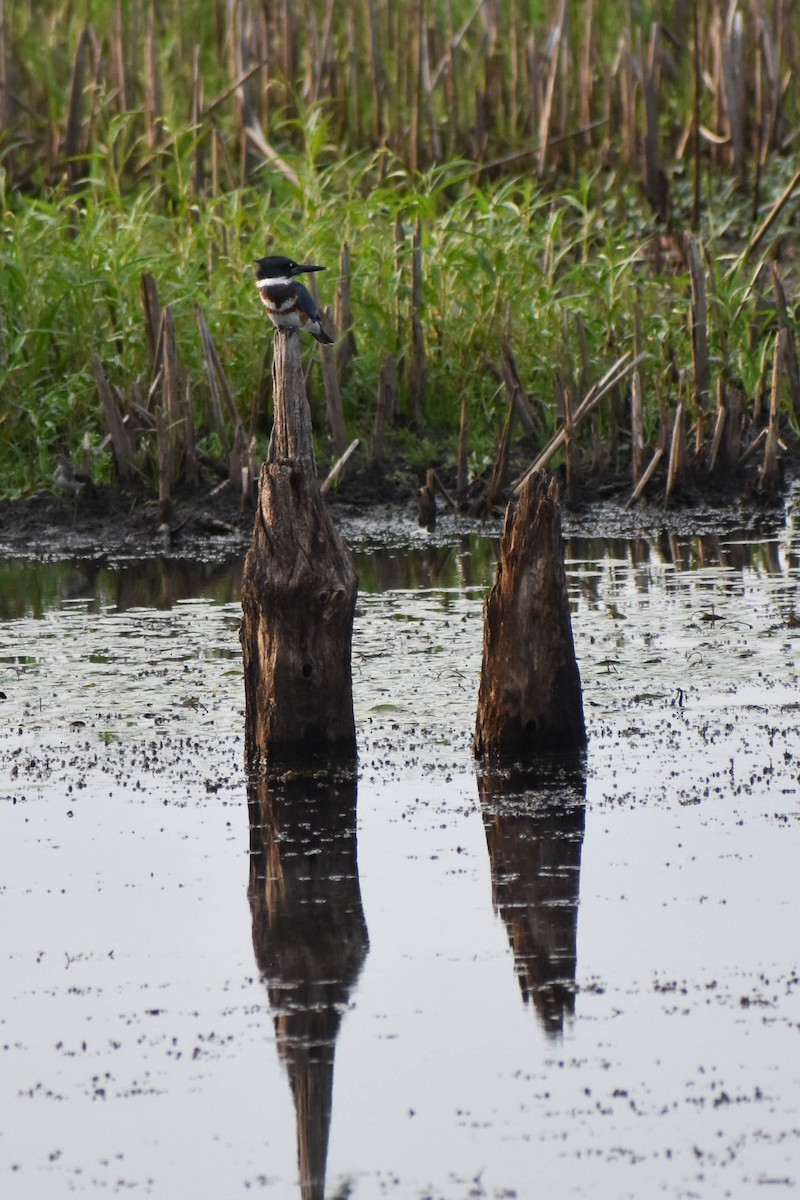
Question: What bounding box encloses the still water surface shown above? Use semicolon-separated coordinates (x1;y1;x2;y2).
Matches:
0;505;799;1199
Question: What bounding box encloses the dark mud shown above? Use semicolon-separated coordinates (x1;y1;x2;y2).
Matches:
1;450;796;562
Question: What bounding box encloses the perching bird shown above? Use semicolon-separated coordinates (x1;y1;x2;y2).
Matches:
254;255;335;344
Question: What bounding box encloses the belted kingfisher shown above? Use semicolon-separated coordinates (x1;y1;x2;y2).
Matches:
254;255;334;344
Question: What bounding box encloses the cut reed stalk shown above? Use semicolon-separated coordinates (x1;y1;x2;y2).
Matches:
759;327;785;493
410;216;426;425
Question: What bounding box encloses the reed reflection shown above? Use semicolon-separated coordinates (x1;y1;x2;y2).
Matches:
248;774;368;1200
478;758;586;1037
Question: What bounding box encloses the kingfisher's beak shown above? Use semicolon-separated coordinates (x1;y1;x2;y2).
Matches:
293;263;325;275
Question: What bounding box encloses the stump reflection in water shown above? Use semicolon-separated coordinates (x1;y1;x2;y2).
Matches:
478;758;586;1037
248;774;369;1200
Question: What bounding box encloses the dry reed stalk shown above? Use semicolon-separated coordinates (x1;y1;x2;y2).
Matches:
334;242;357;384
0;0;11;130
719;3;747;189
708;376;728;472
739;424;767;463
156;407;171;522
393;214;405;353
371;352;397;468
617;26;637;169
191;43;203;195
730;165;800;275
456;394;469;509
512;351;646;494
771;261;800;419
626;447;664;507
144;3;162;150
757;4;781;163
500;342;537;436
366;0;387;142
92;353;133;484
724;386;743;464
321;438;360;494
665;401;687;502
642;22;670;223
480;390;516;516
308;273;348;457
196;304;233;452
140;273;162;372
572;311;591;396
410;216;426;425
683;232;710;451
63;24;92;185
537;0;566;176
417;468;437;529
563;387;580;505
631;299;645;486
692;0;702;228
578;0;594;152
180;378;199;487
759;327;785;492
245;119;301;188
346;11;361;144
161;305;179;429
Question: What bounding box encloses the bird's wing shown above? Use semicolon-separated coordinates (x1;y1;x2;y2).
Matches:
293;282;324;323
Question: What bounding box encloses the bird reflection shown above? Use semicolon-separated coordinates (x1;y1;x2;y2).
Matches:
477;757;586;1037
248;773;368;1200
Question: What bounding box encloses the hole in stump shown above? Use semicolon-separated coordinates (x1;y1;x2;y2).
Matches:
302;663;313;678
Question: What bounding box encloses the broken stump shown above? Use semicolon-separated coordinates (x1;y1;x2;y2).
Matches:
474;470;586;758
240;331;357;768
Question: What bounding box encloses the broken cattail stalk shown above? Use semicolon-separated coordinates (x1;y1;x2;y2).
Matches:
63;25;92;185
371;352;397;468
771;262;800;420
739;426;768;465
759;328;785;494
500;342;537;436
684;233;710;452
92;353;134;483
418;467;436;529
334;242;357;384
708;378;728;474
156;407;172;522
141;273;162;370
180;377;199;488
729;166;800;277
513;352;646;495
479;388;516;517
642;22;670;222
537;0;566;176
563;387;580;506
456;394;469;510
309;273;348;457
410;216;426;424
631;299;645;487
321;438;360;495
625;447;664;508
665;401;687;502
196;304;239;452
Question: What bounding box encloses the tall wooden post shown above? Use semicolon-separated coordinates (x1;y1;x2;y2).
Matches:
240;331;357;768
474;471;586;758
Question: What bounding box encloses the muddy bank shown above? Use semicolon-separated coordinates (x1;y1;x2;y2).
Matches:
1;456;797;563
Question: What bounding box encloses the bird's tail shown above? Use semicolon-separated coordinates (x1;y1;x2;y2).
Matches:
312;326;335;345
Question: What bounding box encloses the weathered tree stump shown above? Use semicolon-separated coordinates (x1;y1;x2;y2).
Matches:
474;470;586;758
240;331;357;768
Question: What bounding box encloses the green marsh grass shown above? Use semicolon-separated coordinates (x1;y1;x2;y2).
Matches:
1;2;799;498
